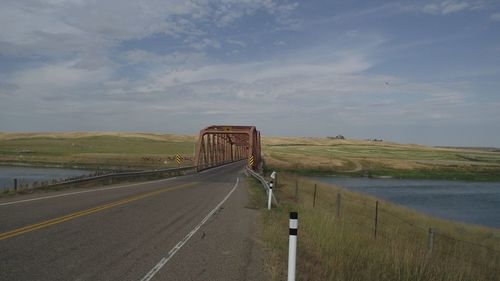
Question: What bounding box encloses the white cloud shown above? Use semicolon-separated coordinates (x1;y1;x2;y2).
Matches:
422;0;483;15
226;39;247;47
2;24;464;125
0;0;297;57
123;50;205;66
11;60;112;97
490;12;500;21
189;38;221;50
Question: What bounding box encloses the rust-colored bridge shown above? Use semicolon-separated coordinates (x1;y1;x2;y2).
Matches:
194;125;261;171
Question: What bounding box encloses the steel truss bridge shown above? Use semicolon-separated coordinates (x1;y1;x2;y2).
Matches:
194;125;261;171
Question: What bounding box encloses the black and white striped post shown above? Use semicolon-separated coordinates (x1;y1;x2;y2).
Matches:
288;212;298;281
268;171;276;210
268;181;273;210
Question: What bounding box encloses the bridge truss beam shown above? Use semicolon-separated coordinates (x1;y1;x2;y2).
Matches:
194;125;261;171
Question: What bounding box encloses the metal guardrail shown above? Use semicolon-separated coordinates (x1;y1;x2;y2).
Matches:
47;166;196;188
246;167;278;206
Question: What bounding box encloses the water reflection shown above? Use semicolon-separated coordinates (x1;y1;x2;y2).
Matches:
0;166;92;191
311;176;500;228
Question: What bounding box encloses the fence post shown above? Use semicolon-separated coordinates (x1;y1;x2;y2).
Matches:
268;182;273;210
336;193;341;218
295;180;298;199
14;178;18;191
428;228;434;253
313;184;317;207
288;212;298;281
374;201;379;239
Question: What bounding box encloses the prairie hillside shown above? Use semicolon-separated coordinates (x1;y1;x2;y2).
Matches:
1;132;499;180
0;132;197;170
261;136;500;181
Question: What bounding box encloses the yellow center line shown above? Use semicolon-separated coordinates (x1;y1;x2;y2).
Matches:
0;182;198;241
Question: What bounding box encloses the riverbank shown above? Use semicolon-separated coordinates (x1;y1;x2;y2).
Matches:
251;174;500;281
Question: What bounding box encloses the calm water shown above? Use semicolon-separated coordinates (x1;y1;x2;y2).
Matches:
0;166;92;191
311;176;500;228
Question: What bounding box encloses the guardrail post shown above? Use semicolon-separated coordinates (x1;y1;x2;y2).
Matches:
268;182;273;210
336;193;341;218
428;228;434;253
288;212;298;281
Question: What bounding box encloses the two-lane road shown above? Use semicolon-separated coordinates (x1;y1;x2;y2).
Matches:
0;163;266;281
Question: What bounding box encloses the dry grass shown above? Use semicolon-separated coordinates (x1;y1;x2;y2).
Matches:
255;174;500;281
262;137;500;181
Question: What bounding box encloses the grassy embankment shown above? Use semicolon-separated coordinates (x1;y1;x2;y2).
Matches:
247;175;500;281
0;132;196;170
262;137;500;181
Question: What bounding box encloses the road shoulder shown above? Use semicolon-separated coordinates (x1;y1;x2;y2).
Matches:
153;172;269;281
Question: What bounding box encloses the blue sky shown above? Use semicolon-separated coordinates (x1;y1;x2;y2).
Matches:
1;0;499;146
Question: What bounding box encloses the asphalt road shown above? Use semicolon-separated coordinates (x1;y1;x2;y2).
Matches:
0;162;267;281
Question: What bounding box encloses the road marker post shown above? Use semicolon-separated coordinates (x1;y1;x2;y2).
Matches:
268;181;273;210
288;212;298;281
267;171;276;210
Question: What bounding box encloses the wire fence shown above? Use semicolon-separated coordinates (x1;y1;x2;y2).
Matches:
297;181;500;274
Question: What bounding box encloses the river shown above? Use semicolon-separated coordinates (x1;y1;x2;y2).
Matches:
0;166;93;191
311;176;500;229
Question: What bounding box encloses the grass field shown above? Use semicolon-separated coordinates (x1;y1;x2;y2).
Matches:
247;175;500;281
0;132;196;170
1;132;499;180
262;137;500;181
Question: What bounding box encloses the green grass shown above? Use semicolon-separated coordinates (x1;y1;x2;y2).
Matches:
254;174;500;281
0;133;196;169
0;136;194;155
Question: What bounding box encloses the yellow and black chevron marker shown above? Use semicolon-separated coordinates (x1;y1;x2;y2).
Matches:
175;154;182;166
248;155;254;167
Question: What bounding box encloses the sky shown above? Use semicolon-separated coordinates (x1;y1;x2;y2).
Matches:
0;0;499;146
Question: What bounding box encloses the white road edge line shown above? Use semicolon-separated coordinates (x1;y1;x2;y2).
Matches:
0;175;185;207
140;177;240;281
